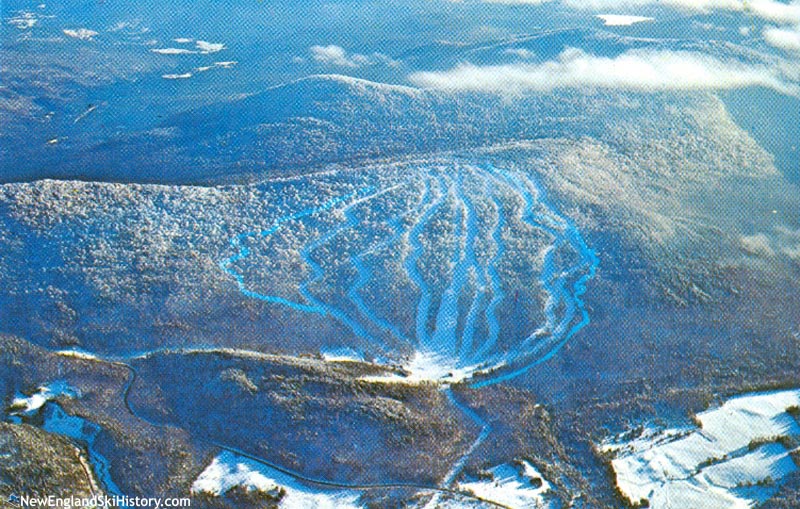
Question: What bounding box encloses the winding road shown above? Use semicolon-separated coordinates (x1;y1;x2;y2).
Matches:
47;348;514;509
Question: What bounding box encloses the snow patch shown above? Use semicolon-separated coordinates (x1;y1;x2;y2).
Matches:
56;349;101;361
362;351;481;384
403;351;477;383
192;451;363;508
9;381;78;416
42;404;125;497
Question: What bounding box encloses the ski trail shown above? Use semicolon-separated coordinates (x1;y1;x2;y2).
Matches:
41;404;128;503
405;175;447;347
470;167;598;389
491;168;565;352
456;175;486;361
472;193;506;363
530;213;598;355
347;184;425;343
429;180;466;359
219;163;597;388
508;172;581;354
219;188;368;314
298;186;391;343
530;238;569;354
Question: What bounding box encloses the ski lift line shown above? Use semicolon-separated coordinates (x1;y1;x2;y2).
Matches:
74;104;99;123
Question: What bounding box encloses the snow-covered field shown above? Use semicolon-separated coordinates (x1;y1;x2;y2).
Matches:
456;461;557;509
192;451;363;508
604;389;800;508
192;451;560;509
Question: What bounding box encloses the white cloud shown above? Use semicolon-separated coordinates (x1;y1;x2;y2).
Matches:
162;72;192;79
63;28;98;40
481;0;553;3
309;45;399;68
151;47;195;55
108;21;131;32
9;12;38;29
764;25;800;52
310;45;360;67
194;61;236;73
596;14;655;26
744;0;800;24
195;40;224;53
373;53;401;67
150;40;224;55
108;21;148;34
409;47;799;95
